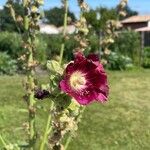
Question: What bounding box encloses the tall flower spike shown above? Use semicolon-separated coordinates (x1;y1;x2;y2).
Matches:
74;0;89;52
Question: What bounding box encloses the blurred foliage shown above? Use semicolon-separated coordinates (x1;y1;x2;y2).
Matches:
84;7;117;34
0;52;17;75
0;32;23;58
0;30;142;71
105;52;134;70
84;6;138;34
121;5;138;20
0;0;23;32
110;30;141;65
44;7;76;27
0;32;48;63
142;47;150;68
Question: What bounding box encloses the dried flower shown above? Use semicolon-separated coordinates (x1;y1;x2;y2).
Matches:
34;89;50;100
60;52;109;105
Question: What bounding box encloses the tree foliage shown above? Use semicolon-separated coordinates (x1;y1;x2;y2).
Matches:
84;7;117;34
124;5;138;18
0;1;23;32
84;6;138;34
44;7;76;27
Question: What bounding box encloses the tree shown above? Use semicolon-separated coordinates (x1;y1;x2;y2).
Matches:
125;5;138;17
120;5;138;20
44;7;76;27
84;7;117;34
84;6;138;34
0;1;23;32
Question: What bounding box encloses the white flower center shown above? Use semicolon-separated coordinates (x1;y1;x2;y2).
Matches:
69;71;86;91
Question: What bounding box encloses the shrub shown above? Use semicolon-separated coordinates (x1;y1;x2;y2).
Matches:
35;35;48;64
106;52;134;70
43;34;100;60
111;30;141;65
40;34;78;61
142;47;150;68
0;32;48;64
0;32;23;58
0;52;17;75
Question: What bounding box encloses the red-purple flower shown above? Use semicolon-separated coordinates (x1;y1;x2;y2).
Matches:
59;52;109;105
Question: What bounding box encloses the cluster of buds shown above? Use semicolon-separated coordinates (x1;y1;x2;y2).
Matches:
77;0;89;11
117;0;128;17
48;99;82;150
100;0;128;64
74;0;89;52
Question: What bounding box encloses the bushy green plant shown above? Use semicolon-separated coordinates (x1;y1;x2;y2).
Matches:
106;52;134;70
35;35;48;64
0;32;48;65
0;32;23;58
111;30;141;65
142;47;150;68
40;34;77;61
0;52;17;75
41;34;99;61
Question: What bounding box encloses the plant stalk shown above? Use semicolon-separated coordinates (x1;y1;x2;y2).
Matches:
0;135;8;150
23;0;36;149
59;0;68;65
39;101;54;150
64;106;85;150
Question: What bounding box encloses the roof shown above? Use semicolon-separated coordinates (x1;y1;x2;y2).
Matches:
135;27;150;32
39;23;76;34
58;25;76;34
40;24;59;34
122;15;150;23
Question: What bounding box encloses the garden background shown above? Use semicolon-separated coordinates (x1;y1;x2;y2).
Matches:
0;0;150;149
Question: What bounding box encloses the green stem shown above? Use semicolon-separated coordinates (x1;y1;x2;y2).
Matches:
39;101;54;150
28;75;36;150
0;135;8;150
64;136;72;150
22;1;36;149
64;107;86;150
59;0;68;65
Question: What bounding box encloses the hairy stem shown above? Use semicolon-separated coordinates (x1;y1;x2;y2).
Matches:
59;0;68;65
64;136;71;150
0;135;8;150
39;101;54;150
28;68;36;150
23;0;36;149
64;106;85;150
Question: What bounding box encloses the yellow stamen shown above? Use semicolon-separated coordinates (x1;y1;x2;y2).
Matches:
69;71;86;90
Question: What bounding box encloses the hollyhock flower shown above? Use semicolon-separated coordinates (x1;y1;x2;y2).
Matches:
59;52;109;105
34;89;50;100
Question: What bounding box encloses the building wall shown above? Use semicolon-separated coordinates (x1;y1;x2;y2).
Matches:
122;22;148;30
144;32;150;47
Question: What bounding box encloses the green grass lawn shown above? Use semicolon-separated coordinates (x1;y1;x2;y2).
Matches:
0;69;150;150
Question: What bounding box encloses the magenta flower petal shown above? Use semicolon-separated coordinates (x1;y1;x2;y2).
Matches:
59;80;69;93
59;52;109;105
87;54;99;62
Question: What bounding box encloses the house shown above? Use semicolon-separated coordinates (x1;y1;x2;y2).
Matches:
121;15;150;47
40;24;59;34
39;24;76;35
58;25;76;34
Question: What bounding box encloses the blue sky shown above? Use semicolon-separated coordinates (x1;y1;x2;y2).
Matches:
0;0;150;16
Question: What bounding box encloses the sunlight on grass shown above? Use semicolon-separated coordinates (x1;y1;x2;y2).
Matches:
0;70;150;150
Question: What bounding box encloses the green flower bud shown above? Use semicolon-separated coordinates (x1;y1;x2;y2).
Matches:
47;60;63;75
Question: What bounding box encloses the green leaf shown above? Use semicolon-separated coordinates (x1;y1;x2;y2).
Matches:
47;60;63;75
